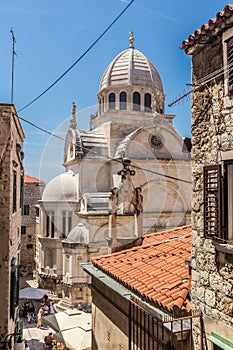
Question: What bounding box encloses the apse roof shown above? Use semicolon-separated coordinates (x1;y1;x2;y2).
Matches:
92;225;192;313
67;223;88;244
42;170;79;202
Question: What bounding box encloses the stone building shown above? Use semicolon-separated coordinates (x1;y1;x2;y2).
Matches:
82;225;199;350
37;34;191;308
181;4;233;349
20;175;44;277
0;104;24;348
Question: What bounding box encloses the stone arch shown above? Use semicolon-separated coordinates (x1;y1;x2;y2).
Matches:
92;223;109;244
141;179;188;215
93;222;131;243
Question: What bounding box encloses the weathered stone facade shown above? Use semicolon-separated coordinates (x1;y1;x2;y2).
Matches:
20;175;44;276
181;5;233;349
0;104;24;346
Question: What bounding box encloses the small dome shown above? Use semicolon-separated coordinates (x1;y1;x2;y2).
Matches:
99;48;163;92
67;223;89;243
42;170;79;202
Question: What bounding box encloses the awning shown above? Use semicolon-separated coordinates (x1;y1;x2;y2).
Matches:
42;308;91;332
53;326;91;350
208;332;233;350
19;287;49;300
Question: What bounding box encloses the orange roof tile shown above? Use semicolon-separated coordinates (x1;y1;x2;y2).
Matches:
24;174;43;183
92;225;192;313
180;5;233;54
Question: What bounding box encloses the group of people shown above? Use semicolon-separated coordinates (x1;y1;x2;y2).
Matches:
37;294;57;328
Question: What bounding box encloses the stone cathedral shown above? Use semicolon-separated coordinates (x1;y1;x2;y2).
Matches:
37;33;191;307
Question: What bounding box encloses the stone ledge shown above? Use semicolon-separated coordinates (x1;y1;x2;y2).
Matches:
213;240;233;254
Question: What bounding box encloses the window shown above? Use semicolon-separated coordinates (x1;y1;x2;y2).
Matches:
13;170;17;213
109;93;115;110
21;226;26;235
10;260;19;319
133;92;140;111
120;92;127;110
20;175;24;209
23;204;30;215
35;207;39;216
62;211;72;238
26;244;33;249
226;37;233;92
68;213;72;233
144;93;152;112
62;213;66;238
46;211;55;238
203;161;233;241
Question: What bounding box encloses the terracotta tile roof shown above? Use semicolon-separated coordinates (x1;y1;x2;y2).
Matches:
180;4;233;54
24;174;42;183
92;225;192;313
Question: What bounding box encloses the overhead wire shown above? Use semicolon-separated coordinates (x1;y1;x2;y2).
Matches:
17;0;135;113
169;62;233;107
16;113;191;184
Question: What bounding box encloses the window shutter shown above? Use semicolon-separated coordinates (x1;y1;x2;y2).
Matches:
203;165;221;237
227;37;233;92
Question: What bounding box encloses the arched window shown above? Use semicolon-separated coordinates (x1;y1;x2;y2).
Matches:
133;92;140;111
144;93;152;112
109;93;115;110
102;97;104;112
120;92;127;110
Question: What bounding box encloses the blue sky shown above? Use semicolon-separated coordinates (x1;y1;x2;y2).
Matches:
0;1;229;182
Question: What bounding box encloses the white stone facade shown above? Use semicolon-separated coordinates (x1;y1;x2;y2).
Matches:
37;39;191;308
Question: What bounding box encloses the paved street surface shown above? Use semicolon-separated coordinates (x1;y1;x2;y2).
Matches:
22;317;54;350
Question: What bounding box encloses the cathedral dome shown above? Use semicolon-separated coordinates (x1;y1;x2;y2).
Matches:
67;223;89;243
42;170;79;202
99;48;163;92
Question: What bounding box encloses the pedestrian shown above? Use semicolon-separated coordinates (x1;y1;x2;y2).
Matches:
25;340;30;349
49;302;56;314
37;306;44;328
44;332;53;349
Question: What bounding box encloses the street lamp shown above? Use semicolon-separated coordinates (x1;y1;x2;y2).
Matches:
0;332;22;349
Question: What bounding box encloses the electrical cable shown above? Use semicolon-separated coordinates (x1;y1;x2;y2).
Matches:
17;0;135;113
169;63;233;107
16;113;191;184
193;61;233;86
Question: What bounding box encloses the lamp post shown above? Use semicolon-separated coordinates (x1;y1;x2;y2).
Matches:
14;336;25;350
0;332;22;349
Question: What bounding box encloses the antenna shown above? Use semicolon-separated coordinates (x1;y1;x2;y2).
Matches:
10;28;17;104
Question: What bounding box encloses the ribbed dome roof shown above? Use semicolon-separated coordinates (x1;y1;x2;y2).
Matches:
42;170;79;202
100;48;163;92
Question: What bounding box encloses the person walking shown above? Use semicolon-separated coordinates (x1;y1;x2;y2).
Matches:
37;306;44;328
44;332;54;349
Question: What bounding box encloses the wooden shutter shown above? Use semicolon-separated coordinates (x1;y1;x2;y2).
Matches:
227;37;233;92
203;165;221;237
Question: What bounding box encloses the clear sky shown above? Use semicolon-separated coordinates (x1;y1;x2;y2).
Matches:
0;1;229;182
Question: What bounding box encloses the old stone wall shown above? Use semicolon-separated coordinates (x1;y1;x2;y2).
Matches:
0;105;24;342
21;181;44;275
191;38;233;347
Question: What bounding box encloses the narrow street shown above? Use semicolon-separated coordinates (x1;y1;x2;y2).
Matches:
22;317;58;350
